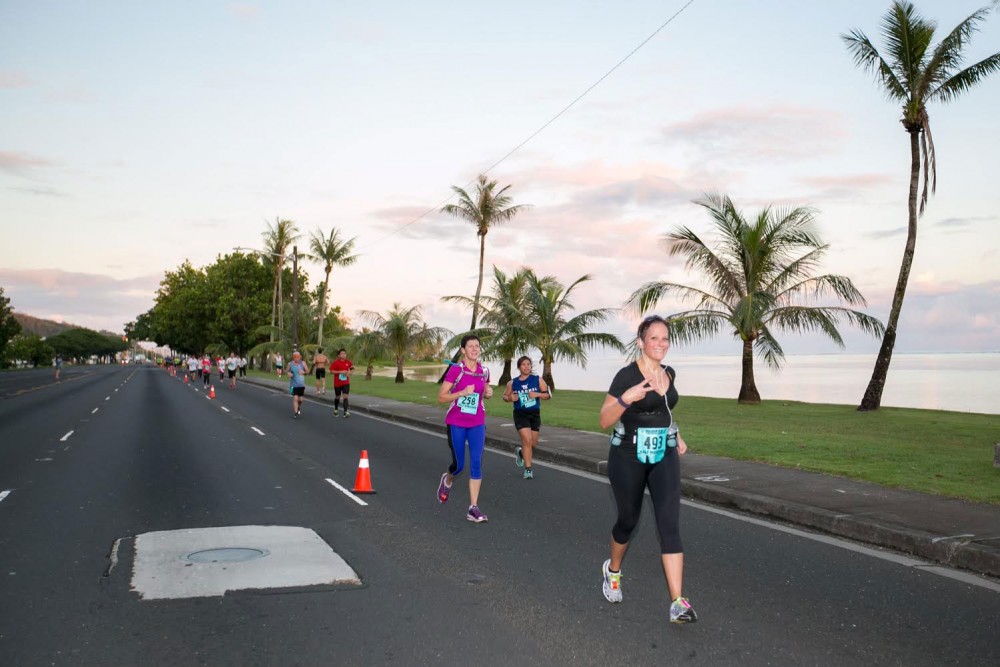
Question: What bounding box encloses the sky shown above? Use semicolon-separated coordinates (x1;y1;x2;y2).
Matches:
2;0;999;356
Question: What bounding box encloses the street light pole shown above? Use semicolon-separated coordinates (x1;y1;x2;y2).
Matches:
291;245;299;352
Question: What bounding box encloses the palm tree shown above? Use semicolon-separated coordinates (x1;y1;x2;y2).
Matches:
443;266;539;385
308;227;358;346
350;328;386;381
626;194;885;404
520;270;625;390
359;304;451;383
843;1;1000;411
262;218;300;344
442;175;530;333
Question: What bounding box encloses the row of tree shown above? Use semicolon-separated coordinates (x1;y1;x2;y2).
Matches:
1;287;129;367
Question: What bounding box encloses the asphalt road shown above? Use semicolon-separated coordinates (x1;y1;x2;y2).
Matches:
1;365;997;666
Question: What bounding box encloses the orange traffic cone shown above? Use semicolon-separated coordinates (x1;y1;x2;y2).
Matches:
183;373;189;383
209;385;216;399
352;450;376;494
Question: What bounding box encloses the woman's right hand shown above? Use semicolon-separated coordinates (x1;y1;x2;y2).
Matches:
621;379;654;405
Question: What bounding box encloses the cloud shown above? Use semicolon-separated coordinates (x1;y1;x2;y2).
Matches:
228;3;259;19
0;150;56;176
660;106;846;162
0;71;31;88
367;204;476;245
934;216;995;230
0;268;162;334
862;227;906;240
797;173;896;201
4;186;69;197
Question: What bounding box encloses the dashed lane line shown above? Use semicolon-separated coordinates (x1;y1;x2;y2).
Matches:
251;427;265;436
325;478;368;507
60;430;74;442
0;490;11;503
92;408;99;414
221;406;230;413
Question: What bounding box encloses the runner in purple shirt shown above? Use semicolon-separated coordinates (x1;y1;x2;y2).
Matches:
435;334;493;522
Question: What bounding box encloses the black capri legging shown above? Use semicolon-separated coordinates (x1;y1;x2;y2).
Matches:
607;444;683;553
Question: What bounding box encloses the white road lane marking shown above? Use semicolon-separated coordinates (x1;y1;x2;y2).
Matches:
0;490;11;503
221;406;230;413
60;430;74;441
92;408;99;414
325;478;368;507
105;396;110;401
251;427;265;435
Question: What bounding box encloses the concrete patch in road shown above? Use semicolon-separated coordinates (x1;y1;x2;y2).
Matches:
131;525;360;600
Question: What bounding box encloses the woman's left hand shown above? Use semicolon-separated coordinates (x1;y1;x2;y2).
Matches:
677;434;688;456
483;385;494;399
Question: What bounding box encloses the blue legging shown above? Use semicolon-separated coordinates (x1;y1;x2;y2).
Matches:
447;424;486;480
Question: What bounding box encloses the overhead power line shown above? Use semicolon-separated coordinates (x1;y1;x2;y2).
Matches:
361;0;699;248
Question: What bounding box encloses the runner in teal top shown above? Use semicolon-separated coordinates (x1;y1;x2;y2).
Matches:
288;350;309;418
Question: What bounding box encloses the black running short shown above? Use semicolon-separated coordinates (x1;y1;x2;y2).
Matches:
315;368;326;379
291;386;305;397
334;384;350;396
513;411;541;432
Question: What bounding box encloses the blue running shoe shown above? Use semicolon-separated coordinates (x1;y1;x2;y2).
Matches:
523;468;533;480
467;505;488;522
514;446;524;468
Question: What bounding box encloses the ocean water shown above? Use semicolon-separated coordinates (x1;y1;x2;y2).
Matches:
390;353;1000;415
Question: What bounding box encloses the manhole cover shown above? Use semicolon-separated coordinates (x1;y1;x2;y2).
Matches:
183;547;270;563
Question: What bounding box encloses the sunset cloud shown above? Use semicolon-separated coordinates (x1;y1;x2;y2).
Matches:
0;269;161;334
660;106;846;162
0;71;31;88
0;150;56;176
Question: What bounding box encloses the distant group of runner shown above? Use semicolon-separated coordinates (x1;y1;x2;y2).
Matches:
180;352;248;389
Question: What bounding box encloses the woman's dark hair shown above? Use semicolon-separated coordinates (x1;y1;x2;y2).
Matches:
637;315;669;340
460;334;480;348
516;355;532;367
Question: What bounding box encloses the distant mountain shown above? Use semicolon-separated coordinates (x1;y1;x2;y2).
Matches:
12;313;120;338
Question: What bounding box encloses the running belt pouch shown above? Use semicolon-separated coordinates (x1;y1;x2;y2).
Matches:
609;421;625;446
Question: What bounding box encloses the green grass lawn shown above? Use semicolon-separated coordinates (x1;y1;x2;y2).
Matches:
247;368;1000;504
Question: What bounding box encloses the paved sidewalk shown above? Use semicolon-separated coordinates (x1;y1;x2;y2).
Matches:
244;375;1000;578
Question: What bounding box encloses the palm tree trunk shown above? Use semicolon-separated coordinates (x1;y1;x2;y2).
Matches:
542;356;554;391
437;236;486;385
395;356;405;383
270;269;279;343
317;269;331;346
277;263;284;335
738;338;761;404
498;357;513;386
859;130;920;412
471;234;485;330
